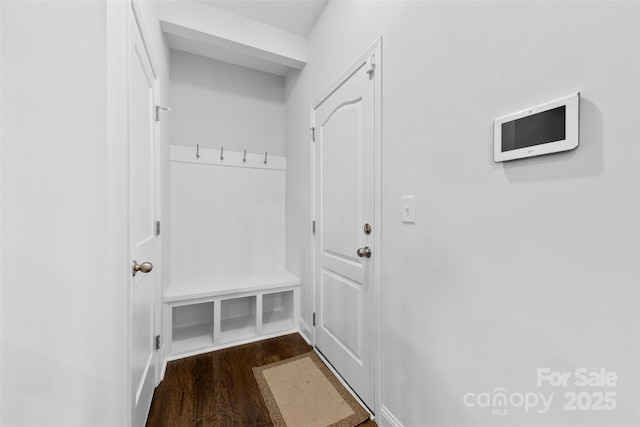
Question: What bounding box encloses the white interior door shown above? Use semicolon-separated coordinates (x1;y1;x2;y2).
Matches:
313;51;377;411
130;12;159;427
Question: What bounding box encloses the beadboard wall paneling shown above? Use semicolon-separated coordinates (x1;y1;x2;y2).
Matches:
170;156;285;281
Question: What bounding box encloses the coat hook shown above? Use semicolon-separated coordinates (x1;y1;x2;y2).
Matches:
155;105;171;122
264;151;268;165
220;147;224;161
243;149;247;163
196;144;200;159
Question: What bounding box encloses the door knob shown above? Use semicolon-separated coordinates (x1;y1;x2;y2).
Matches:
132;260;153;276
356;247;372;258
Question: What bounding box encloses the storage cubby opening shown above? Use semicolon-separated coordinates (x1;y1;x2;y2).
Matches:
220;296;257;343
262;290;294;335
171;302;214;354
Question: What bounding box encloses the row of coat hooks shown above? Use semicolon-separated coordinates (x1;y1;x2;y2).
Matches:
195;144;268;165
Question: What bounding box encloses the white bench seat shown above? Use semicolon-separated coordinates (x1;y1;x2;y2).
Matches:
164;271;301;303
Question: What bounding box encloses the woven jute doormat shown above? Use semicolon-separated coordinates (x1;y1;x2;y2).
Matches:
253;351;370;427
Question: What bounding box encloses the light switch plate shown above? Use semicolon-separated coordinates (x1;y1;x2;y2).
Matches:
402;196;415;223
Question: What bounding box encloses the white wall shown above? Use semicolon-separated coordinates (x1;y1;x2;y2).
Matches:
285;1;639;425
0;0;170;425
170;50;285;156
1;1;112;425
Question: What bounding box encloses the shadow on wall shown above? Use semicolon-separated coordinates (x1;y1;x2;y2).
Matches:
284;68;302;103
171;50;285;101
501;97;603;182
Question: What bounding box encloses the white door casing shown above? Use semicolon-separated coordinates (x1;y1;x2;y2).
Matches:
130;10;159;427
312;42;380;412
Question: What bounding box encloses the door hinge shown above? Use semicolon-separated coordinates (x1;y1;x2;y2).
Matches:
312;220;316;235
155;335;161;350
312;312;316;327
155;220;161;236
311;127;316;142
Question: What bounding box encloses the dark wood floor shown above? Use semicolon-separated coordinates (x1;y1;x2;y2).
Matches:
146;333;377;427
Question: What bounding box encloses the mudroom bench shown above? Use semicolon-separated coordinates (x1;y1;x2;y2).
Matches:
163;271;301;361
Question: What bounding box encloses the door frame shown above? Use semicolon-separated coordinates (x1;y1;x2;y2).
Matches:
129;1;162;425
130;0;164;386
310;37;382;417
106;1;162;424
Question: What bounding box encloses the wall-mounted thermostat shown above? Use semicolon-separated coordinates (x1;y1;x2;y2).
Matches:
494;92;580;162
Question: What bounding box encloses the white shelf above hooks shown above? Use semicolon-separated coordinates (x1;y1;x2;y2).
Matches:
170;145;286;171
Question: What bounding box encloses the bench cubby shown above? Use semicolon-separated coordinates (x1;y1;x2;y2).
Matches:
171;301;215;355
220;295;257;344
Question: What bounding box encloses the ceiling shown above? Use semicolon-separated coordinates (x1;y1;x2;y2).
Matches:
198;0;329;37
162;0;328;75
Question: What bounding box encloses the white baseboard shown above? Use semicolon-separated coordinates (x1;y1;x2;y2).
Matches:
379;405;404;427
160;356;168;382
298;317;313;345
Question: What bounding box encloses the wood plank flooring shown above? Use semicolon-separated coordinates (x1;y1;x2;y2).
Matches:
146;333;377;427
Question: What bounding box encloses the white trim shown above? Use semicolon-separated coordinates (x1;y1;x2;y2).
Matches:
153;75;163;390
310;37;383;416
311;39;381;110
105;1;131;424
308;104;316;348
379;406;404;427
0;1;4;421
130;0;158;79
166;329;299;361
372;37;384;421
298;318;313;345
160;358;168;382
170;145;286;171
